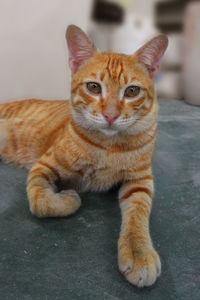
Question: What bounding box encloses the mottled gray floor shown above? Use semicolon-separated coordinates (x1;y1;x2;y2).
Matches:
0;99;199;300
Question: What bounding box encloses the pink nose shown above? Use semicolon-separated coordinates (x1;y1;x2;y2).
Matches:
103;112;120;126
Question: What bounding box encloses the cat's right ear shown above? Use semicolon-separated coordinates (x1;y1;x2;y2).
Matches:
66;25;96;73
134;34;168;78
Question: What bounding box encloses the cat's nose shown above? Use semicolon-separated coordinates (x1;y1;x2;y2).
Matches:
103;111;120;126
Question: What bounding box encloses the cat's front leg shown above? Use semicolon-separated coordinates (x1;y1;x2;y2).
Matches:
27;150;81;217
118;176;161;287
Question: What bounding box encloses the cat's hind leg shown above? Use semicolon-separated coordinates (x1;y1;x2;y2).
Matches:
27;149;81;217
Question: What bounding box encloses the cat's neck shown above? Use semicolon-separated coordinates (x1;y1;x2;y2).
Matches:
68;119;156;152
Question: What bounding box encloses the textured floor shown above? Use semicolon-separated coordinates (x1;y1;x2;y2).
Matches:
0;99;199;300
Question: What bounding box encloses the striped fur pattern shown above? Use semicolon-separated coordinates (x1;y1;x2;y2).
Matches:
0;25;168;287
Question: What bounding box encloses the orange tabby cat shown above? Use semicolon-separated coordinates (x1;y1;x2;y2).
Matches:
0;25;168;287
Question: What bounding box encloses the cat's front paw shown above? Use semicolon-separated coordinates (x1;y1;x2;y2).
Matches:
29;189;81;218
58;189;81;215
118;238;161;287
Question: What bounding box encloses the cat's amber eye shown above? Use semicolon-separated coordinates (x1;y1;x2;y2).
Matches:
86;82;101;95
124;86;141;98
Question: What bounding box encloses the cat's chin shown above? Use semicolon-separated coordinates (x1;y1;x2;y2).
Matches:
99;128;118;136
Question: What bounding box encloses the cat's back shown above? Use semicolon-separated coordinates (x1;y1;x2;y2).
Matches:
0;99;71;168
0;99;70;120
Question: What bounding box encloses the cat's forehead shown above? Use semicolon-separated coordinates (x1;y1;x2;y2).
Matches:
75;52;150;87
90;52;136;73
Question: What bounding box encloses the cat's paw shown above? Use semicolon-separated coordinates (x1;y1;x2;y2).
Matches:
29;189;81;218
118;241;161;287
58;189;81;215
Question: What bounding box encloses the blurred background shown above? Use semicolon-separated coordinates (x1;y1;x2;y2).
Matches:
0;0;200;105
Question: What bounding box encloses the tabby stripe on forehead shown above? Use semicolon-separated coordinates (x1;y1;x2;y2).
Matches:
106;57;112;78
124;74;128;84
111;58;117;69
112;58;120;80
116;58;121;73
90;72;97;78
118;61;124;81
100;72;106;81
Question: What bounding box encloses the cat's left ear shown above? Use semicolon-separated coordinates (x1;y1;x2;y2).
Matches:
134;35;168;78
66;25;96;73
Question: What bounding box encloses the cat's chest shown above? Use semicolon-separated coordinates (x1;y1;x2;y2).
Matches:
80;151;135;191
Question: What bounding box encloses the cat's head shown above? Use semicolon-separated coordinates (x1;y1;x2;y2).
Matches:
66;25;168;136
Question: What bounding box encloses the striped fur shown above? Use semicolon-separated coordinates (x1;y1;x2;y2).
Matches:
0;25;168;287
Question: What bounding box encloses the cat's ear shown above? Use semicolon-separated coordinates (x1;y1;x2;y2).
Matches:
66;25;96;73
134;35;168;78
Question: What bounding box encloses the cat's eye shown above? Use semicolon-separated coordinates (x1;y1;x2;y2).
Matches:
86;82;101;95
124;86;141;98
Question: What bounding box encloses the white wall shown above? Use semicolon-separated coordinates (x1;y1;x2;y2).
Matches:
0;0;92;103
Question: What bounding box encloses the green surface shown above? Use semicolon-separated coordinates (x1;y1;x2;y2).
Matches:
0;99;199;300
